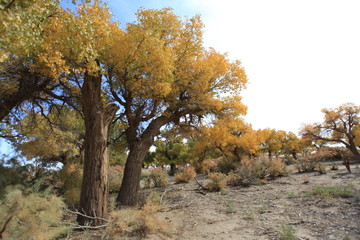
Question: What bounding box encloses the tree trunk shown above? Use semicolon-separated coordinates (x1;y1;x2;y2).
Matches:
77;73;118;226
116;142;150;206
169;163;176;176
291;152;297;160
117;116;169;207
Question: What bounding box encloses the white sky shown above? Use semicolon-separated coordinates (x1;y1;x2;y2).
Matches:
1;0;360;155
184;0;360;133
108;0;360;133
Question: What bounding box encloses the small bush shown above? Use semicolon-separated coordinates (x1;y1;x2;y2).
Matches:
206;172;227;191
145;168;169;188
0;186;70;240
198;159;217;174
216;157;238;174
109;165;124;193
226;171;243;186
295;158;317;173
174;166;196;183
268;159;287;179
107;192;173;238
315;163;327;174
234;166;258;187
279;223;296;240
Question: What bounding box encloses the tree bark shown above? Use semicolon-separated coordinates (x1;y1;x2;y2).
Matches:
117;116;169;206
116;142;150;206
169;163;176;176
77;73;118;226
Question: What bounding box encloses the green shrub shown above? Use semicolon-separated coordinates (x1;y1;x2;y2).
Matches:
295;158;317;173
0;186;70;240
145;168;169;188
216;157;237;174
174;166;196;183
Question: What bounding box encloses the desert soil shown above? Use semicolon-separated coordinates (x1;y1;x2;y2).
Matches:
146;163;360;240
68;162;360;240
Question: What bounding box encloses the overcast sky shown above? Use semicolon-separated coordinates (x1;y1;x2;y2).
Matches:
1;0;360;154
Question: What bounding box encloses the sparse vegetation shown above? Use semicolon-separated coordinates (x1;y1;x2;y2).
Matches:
306;185;356;199
225;200;236;213
279;223;297;240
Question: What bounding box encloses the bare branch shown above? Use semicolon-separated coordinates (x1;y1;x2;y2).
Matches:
66;209;110;223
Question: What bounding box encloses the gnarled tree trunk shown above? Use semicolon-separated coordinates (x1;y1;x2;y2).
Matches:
77;73;118;226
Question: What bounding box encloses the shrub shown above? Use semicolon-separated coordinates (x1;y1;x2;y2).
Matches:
174;166;196;183
294;158;317;173
268;159;287;179
233;166;258;187
279;223;296;240
226;171;243;187
252;157;269;179
57;163;82;206
0;186;70;240
145;168;169;188
206;172;227;191
315;163;327;174
107;192;173;238
198;159;217;174
109;165;124;193
216;157;237;174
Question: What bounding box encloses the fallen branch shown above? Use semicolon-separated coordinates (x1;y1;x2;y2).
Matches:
0;216;13;239
160;189;168;204
73;224;108;230
66;209;110;223
195;178;209;191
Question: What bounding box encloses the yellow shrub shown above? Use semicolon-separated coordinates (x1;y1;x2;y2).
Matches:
174;166;196;183
0;187;70;240
57;163;82;206
268;159;286;179
109;165;124;193
206;172;227;191
107;192;173;238
198;159;217;174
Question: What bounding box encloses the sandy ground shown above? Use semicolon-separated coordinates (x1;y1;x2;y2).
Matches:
145;164;360;240
66;162;360;240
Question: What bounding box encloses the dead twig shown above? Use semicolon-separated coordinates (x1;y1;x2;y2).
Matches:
66;209;110;223
73;224;108;230
195;178;210;191
160;189;168;204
